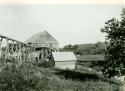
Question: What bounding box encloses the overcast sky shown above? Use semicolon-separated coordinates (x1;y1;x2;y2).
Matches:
0;4;124;47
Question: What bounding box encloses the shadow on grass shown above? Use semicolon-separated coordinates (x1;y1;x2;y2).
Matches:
55;69;100;81
55;69;122;85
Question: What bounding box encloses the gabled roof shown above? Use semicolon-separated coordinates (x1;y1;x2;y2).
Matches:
26;31;58;44
52;52;77;62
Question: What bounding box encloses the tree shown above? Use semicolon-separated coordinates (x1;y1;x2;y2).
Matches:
101;8;125;78
95;41;101;48
64;44;72;49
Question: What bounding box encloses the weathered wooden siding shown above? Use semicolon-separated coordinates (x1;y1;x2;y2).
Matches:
55;61;76;69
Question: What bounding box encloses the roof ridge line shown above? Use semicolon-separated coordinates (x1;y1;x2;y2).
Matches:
44;30;59;43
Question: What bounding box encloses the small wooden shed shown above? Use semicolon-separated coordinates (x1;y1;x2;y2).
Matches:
52;52;77;69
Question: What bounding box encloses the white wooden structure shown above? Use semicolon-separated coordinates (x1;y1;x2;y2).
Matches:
52;52;77;69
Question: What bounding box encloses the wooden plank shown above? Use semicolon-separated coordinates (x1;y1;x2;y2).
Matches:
15;43;18;52
0;33;34;48
6;38;9;59
11;41;14;53
19;43;22;60
21;44;25;61
0;37;3;49
0;38;3;58
19;44;21;52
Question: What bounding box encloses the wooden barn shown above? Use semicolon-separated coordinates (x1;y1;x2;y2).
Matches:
26;31;59;64
26;31;59;51
52;52;77;69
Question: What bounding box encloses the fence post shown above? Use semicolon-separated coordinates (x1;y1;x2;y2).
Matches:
0;37;3;58
6;38;9;59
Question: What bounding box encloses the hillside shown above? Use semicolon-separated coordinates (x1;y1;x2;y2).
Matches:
60;42;108;55
77;42;108;50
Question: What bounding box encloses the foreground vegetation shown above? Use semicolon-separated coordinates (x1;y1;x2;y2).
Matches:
101;8;125;78
0;59;122;91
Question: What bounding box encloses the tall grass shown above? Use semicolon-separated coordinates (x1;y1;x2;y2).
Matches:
0;59;122;91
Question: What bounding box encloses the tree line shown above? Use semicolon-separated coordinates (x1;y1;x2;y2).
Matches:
60;41;107;55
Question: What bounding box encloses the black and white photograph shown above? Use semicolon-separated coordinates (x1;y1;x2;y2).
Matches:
0;0;125;91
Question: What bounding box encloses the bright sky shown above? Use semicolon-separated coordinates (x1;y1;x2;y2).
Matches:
0;4;124;47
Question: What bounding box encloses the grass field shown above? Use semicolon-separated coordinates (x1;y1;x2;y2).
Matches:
76;55;105;61
76;54;105;73
0;61;122;91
